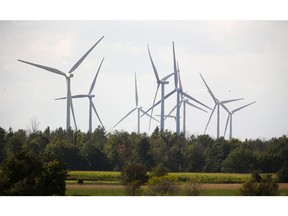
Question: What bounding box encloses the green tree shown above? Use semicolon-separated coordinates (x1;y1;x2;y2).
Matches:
183;143;205;172
221;145;258;173
132;135;154;170
44;140;83;170
0;127;7;163
121;162;148;195
0;151;67;195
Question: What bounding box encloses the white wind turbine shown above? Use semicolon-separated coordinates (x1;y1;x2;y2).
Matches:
145;42;210;134
200;73;244;139
165;62;208;136
113;73;159;134
18;36;104;131
222;101;256;140
147;45;174;132
55;58;105;133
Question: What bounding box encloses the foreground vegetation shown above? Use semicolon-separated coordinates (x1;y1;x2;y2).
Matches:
1;126;288;175
1;125;288;196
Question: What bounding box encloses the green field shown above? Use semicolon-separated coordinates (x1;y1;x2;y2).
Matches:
65;171;287;196
67;171;251;184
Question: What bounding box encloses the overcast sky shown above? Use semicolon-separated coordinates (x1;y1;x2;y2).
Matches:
0;20;288;140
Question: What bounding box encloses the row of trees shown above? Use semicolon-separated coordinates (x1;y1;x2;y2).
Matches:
1;126;288;174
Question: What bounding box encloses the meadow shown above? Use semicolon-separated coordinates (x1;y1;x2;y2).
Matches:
65;171;288;196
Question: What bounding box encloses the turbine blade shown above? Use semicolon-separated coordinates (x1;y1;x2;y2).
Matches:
91;101;104;128
172;41;178;88
18;59;66;76
70;96;78;130
185;100;207;113
224;114;230;137
135;73;139;107
69;36;104;74
89;57;104;95
148;84;160;131
140;108;159;122
182;91;211;110
55;96;67;100
113;107;137;128
165;104;177;120
199;73;218;102
204;104;217;133
232;101;256;113
56;94;88;100
162;72;174;81
220;103;231;113
147;45;160;82
141;89;177;118
71;94;89;99
220;98;244;104
178;62;183;90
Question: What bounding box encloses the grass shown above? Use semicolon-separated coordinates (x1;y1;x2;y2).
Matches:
66;188;125;196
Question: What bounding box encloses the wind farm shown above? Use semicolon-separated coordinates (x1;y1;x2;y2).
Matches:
16;37;256;139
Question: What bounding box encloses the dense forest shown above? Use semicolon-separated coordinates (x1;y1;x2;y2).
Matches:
0;126;287;173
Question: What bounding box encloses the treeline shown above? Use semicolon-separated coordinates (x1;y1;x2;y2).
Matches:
0;126;287;173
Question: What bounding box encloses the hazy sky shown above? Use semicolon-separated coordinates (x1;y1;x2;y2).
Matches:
1;20;288;140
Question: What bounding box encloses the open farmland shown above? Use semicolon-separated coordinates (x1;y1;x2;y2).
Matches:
67;171;251;184
65;171;288;196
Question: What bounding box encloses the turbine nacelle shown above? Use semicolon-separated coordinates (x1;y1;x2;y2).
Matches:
65;73;74;78
88;94;95;98
159;80;169;85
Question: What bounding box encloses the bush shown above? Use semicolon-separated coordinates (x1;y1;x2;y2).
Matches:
121;162;148;196
146;176;177;196
239;172;279;196
149;165;169;177
276;163;288;183
182;181;203;196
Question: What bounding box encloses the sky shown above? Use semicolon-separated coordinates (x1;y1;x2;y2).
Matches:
1;20;288;140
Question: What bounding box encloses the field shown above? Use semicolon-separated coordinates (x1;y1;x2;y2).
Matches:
67;171;251;184
66;171;288;196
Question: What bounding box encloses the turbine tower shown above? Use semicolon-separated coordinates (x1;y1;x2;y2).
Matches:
55;58;105;133
200;73;244;139
18;36;104;130
223;101;256;140
113;73;159;134
147;45;174;132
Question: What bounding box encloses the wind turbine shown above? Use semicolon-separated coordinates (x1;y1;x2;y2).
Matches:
147;45;174;132
55;58;105;133
113;73;159;134
165;65;208;136
222;101;256;140
144;42;210;133
200;73;244;139
18;36;104;131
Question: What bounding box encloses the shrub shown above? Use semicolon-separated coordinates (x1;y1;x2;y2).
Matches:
121;162;148;196
276;163;288;183
182;181;203;196
146;176;177;196
239;172;279;196
77;179;84;184
149;165;169;177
